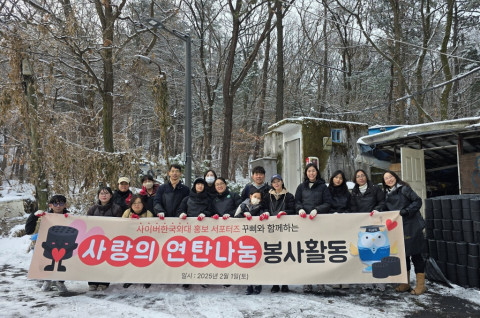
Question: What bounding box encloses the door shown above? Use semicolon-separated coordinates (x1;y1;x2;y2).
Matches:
285;139;302;192
401;147;427;216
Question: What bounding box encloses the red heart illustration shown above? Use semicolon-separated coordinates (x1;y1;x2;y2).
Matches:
52;248;66;262
386;219;398;231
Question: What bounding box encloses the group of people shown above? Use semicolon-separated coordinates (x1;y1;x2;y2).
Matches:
26;163;426;296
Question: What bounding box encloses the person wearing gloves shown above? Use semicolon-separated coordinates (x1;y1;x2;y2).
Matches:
235;188;265;295
25;195;70;293
122;194;154;219
139;174;159;213
153;164;190;219
176;177;212;289
327;170;351;289
349;169;385;291
177;177;213;220
122;194;153;289
294;163;332;293
211;177;242;220
203;169;218;196
263;174;295;293
381;170;426;295
112;176;133;213
86;186;123;291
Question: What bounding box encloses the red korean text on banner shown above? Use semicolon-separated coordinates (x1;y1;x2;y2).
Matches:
161;235;262;268
78;235;159;267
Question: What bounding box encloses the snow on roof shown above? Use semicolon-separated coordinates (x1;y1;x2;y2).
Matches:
268;117;368;131
358;116;480;145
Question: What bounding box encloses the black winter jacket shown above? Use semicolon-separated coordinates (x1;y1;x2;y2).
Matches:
328;186;351;213
383;185;422;217
264;189;295;216
211;190;242;217
139;184;159;213
350;182;385;212
235;198;264;218
112;189;132;213
87;201;123;217
153;181;190;217
384;184;424;256
177;191;212;217
25;209;71;235
240;183;271;202
205;184;217;197
294;179;332;214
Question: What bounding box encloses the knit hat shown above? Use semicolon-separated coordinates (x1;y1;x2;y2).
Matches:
192;177;207;191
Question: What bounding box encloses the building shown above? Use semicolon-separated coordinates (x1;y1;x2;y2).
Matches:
356;117;480;203
257;117;368;192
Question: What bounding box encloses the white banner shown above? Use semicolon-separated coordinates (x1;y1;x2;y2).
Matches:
28;212;407;285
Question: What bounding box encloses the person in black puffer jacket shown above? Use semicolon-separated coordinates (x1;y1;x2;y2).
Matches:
204;169;218;197
177;178;212;219
328;170;351;213
87;186;123;218
264;174;295;217
234;188;265;296
382;170;425;296
211;177;242;219
86;186;123;291
350;169;385;213
139;175;159;213
264;174;294;294
295;163;332;218
294;163;332;294
153;164;190;219
112;176;133;214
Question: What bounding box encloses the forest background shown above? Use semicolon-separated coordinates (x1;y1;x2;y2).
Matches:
1;0;480;210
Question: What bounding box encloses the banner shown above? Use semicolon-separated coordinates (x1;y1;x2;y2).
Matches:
28;212;407;285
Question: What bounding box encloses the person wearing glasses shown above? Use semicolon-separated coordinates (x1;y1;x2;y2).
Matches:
211;177;242;219
121;194;153;289
86;186;123;291
25;194;70;292
350;169;385;291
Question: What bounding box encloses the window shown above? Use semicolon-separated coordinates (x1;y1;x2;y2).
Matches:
331;129;345;143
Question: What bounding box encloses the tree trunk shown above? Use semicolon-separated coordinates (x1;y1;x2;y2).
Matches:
23;62;49;209
390;0;406;124
220;0;275;177
415;0;431;124
253;33;270;160
275;0;284;122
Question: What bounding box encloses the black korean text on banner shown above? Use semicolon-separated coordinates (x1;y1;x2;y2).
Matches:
28;212;407;285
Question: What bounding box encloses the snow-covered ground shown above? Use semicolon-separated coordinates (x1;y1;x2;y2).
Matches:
1;182;480;317
1;223;480;318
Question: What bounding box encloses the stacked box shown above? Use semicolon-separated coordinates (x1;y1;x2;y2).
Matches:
425;194;480;288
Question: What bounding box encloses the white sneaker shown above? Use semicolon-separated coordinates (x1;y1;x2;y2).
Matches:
88;285;98;291
56;281;68;292
97;284;108;291
316;284;325;292
41;281;52;292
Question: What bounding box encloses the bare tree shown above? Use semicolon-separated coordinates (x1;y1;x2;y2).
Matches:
220;0;275;178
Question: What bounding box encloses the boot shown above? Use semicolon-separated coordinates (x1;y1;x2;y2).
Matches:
395;271;411;292
410;273;427;295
